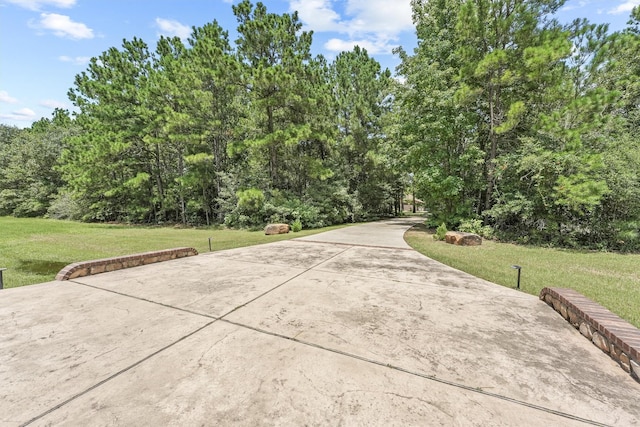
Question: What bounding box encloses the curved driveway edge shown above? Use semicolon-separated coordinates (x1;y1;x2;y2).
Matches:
1;217;638;426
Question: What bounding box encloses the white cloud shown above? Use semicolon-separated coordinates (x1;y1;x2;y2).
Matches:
5;0;75;11
324;37;393;55
0;107;37;121
155;18;191;40
343;0;413;35
290;0;413;55
31;13;94;39
289;0;342;32
59;55;91;65
560;1;590;13
39;99;67;109
0;90;19;104
608;0;640;14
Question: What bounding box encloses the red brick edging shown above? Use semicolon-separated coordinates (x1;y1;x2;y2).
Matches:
55;247;198;281
540;287;639;382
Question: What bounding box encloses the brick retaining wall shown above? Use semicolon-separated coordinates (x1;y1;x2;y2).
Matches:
55;247;198;281
540;287;639;382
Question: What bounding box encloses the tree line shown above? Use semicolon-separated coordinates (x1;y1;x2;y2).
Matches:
1;0;639;251
396;0;640;251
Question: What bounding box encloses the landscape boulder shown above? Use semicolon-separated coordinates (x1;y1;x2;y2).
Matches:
445;231;482;246
265;223;290;235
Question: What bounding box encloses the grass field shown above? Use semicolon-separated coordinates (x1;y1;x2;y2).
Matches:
0;217;348;288
405;224;640;328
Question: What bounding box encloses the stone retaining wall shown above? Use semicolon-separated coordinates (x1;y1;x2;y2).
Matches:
55;247;198;281
540;287;639;382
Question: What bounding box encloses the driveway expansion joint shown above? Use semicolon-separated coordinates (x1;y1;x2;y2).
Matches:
20;320;217;427
220;318;612;427
218;245;353;319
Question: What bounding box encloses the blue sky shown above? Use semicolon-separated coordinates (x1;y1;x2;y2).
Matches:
0;0;638;128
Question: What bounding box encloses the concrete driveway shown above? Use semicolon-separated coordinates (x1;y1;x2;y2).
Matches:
1;218;638;426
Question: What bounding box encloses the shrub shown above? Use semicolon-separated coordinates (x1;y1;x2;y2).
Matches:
222;188;266;228
458;219;482;234
46;191;83;220
434;222;448;241
458;218;494;239
291;218;303;232
236;188;265;215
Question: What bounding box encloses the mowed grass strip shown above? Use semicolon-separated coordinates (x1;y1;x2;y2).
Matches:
0;217;348;288
405;224;640;328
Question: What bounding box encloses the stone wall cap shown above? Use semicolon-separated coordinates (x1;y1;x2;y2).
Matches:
55;247;198;281
540;287;640;381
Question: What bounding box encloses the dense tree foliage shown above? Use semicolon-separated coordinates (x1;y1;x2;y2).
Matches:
397;0;640;250
0;109;78;217
1;0;639;251
58;0;399;228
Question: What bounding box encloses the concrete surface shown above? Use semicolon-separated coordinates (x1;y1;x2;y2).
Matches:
1;217;639;426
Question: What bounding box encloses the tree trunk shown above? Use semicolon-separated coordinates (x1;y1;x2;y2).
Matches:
485;85;498;213
154;142;165;222
178;151;186;225
212;135;223;223
267;105;277;185
203;184;210;226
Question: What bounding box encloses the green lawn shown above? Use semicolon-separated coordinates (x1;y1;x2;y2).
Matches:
0;217;348;288
405;224;640;328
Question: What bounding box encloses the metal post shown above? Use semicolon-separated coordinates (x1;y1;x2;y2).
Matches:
0;268;7;290
208;237;212;252
511;265;521;290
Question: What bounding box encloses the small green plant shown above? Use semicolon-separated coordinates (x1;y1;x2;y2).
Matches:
434;222;448;241
291;218;303;232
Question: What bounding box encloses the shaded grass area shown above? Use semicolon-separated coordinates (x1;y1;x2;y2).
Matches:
405;224;640;328
0;217;348;288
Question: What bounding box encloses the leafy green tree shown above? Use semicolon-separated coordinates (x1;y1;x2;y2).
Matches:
231;0;308;187
330;46;395;217
66;38;155;221
396;0;484;224
0;110;77;217
455;0;571;213
186;22;243;224
225;1;354;227
582;6;640;250
485;17;618;244
398;0;622;247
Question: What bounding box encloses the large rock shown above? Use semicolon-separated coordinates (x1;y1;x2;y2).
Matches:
265;223;290;235
444;231;482;246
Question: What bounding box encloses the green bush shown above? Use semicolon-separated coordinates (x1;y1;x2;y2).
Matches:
264;197;324;229
458;218;494;239
46;191;83;220
236;188;265;215
291;218;303;232
222;188;266;228
458;219;482;233
434;222;448;241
